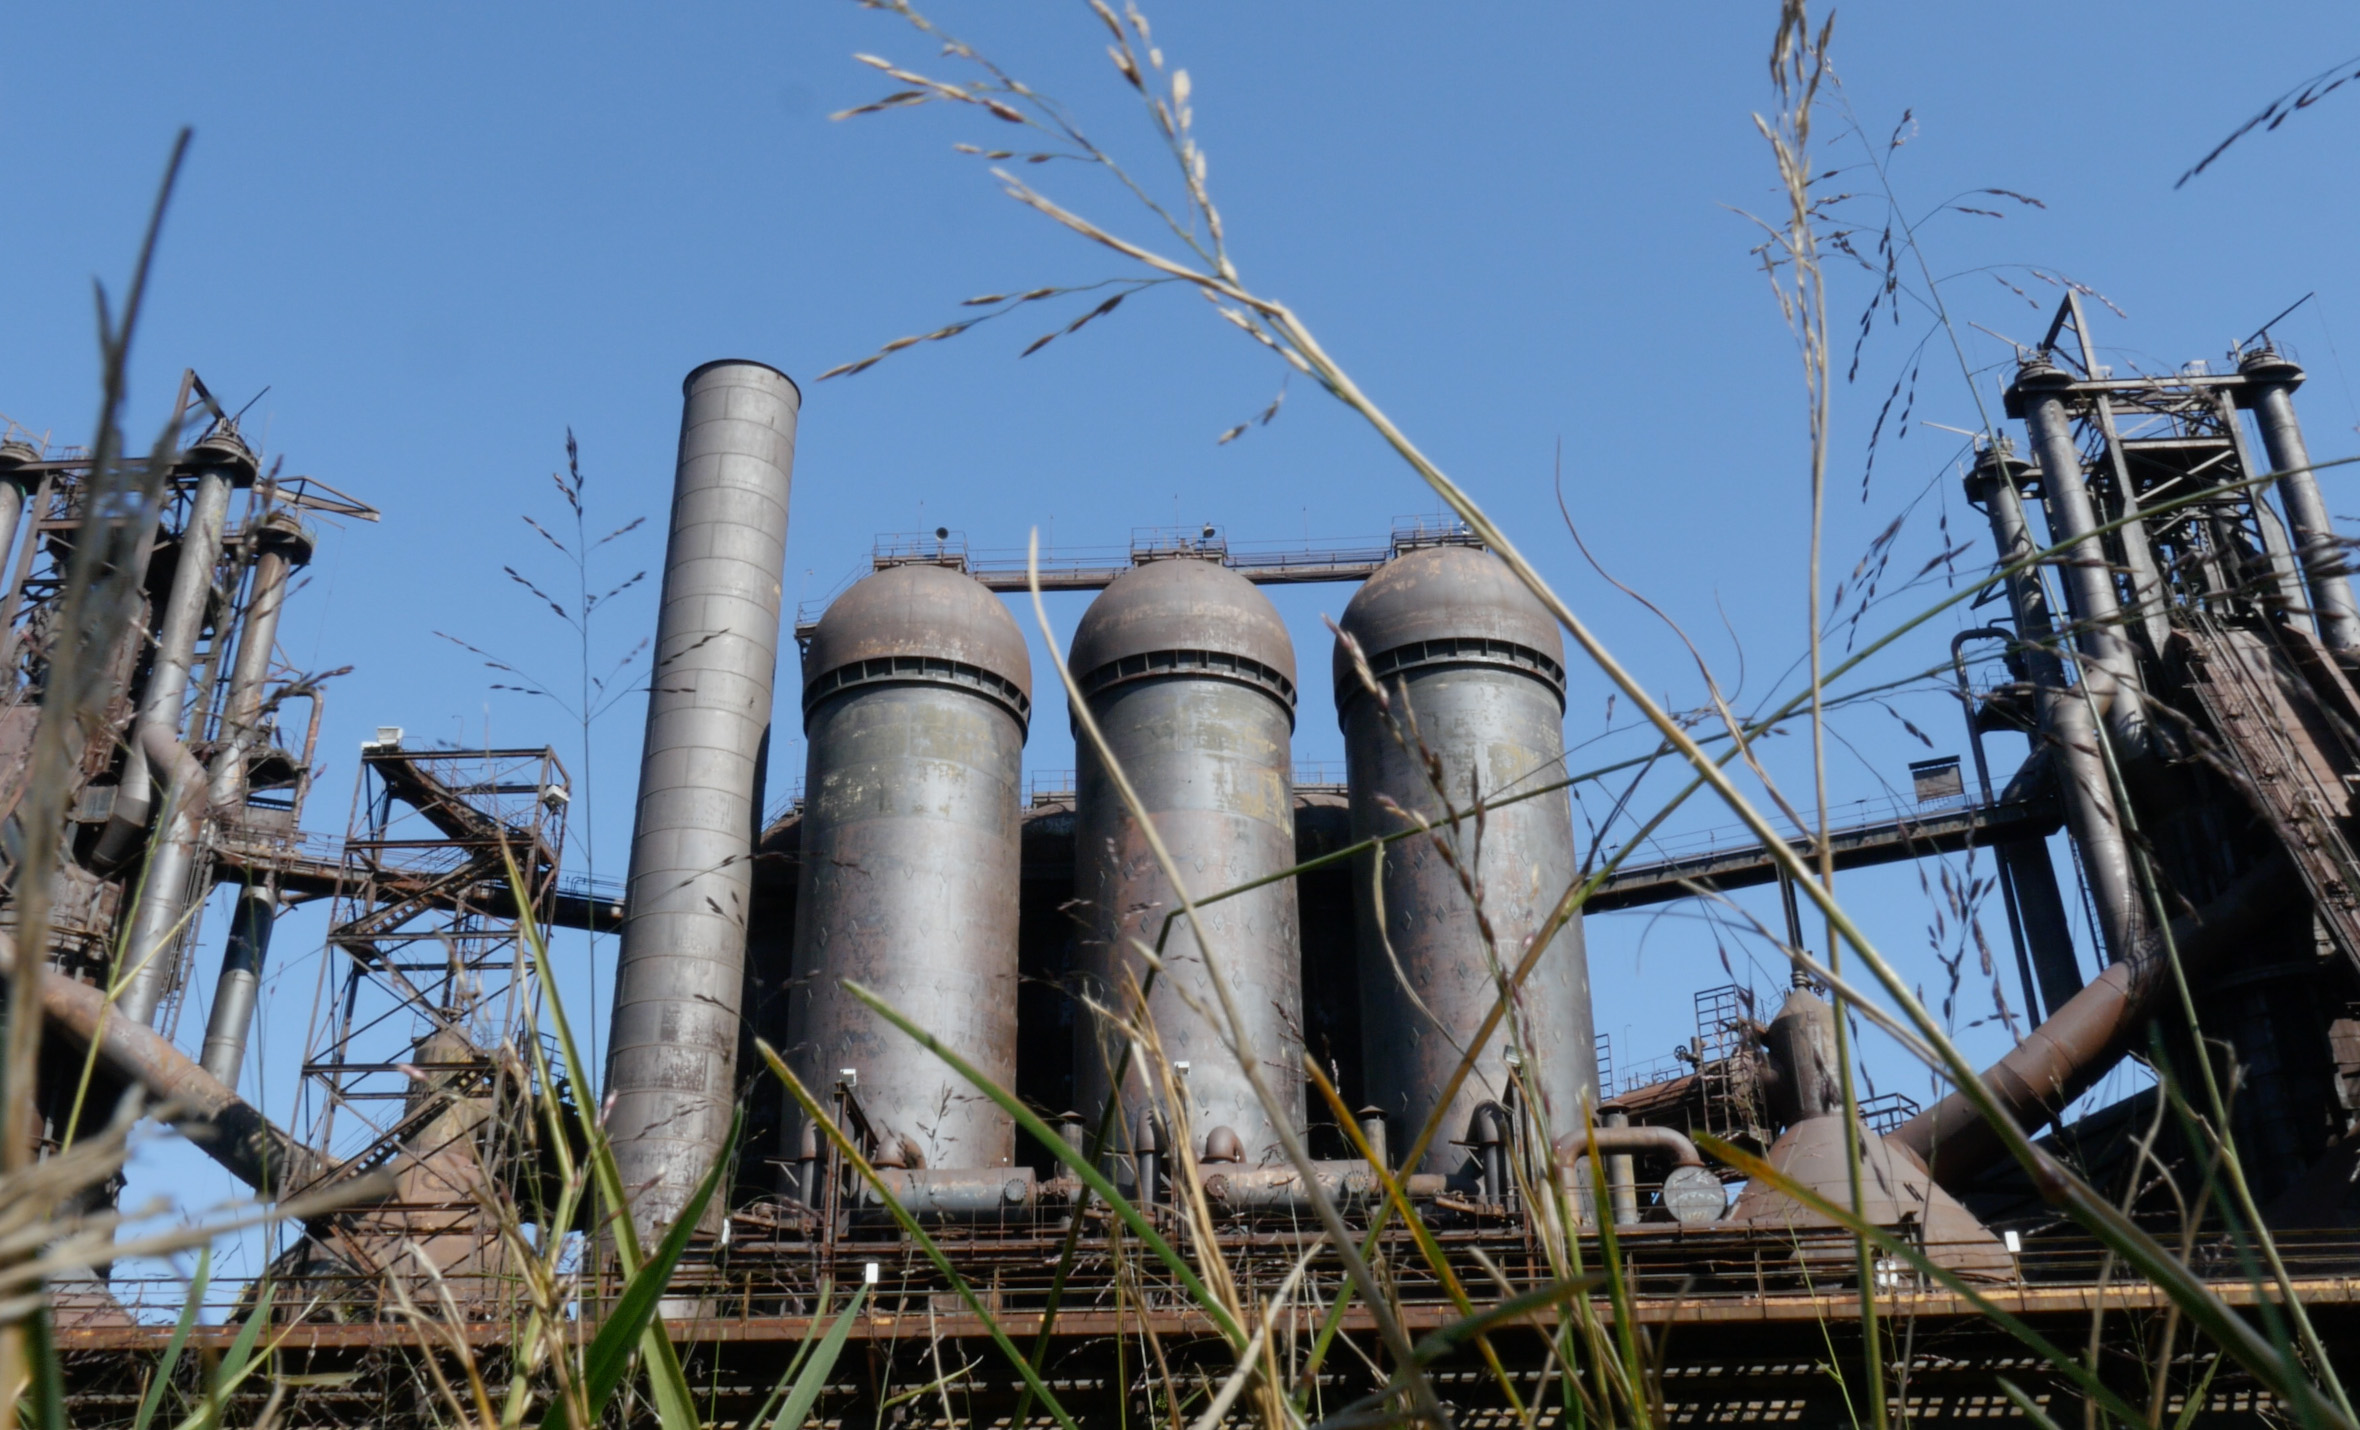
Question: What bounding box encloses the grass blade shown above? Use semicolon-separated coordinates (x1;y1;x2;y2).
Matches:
771;1280;868;1430
760;1043;1084;1430
822;986;1248;1347
131;1249;208;1430
540;1109;737;1430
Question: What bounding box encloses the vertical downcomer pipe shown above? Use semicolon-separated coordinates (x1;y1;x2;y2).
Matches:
116;429;251;1027
197;887;275;1086
218;514;315;779
784;564;1029;1172
0;441;40;596
1965;447;2145;964
1070;558;1304;1167
1337;545;1598;1180
2014;359;2149;755
117;726;213;1026
607;361;798;1238
2242;349;2360;651
193;517;312;1091
1601;1108;1639;1227
145;436;241;740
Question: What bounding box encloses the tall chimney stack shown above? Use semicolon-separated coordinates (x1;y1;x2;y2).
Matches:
605;360;798;1239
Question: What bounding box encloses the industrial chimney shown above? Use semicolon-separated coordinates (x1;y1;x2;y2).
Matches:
605;360;798;1239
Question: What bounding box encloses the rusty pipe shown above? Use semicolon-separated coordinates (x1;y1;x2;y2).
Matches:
1200;1161;1401;1211
1890;855;2298;1189
0;929;330;1195
1550;1125;1707;1170
862;1167;1039;1219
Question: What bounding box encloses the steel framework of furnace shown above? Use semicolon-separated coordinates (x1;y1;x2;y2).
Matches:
294;742;572;1246
1;371;370;1037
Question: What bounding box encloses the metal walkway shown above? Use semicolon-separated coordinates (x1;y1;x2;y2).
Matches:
1585;790;2062;911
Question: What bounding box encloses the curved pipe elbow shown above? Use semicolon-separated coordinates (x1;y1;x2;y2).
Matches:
1552;1125;1707;1169
137;721;211;805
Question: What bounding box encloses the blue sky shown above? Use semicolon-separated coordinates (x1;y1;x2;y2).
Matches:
8;3;2359;1306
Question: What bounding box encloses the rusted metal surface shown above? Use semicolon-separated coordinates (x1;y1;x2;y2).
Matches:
2177;617;2360;975
1336;544;1597;1177
1553;1123;1705;1168
790;521;1482;641
788;563;1030;1174
53;1231;2360;1350
1891;856;2299;1187
300;744;570;1257
1071;556;1304;1167
0;928;329;1194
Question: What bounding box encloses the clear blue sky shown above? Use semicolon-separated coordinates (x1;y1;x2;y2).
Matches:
8;3;2357;1306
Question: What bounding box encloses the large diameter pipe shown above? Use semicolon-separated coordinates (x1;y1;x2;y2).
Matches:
144;443;239;739
606;360;798;1239
1993;749;2085;1014
1965;446;2146;965
114;725;213;1027
0;929;329;1195
196;887;275;1086
0;441;40;598
93;433;246;871
1337;545;1598;1180
1071;557;1304;1167
1890;855;2297;1189
191;517;314;1087
1550;1124;1706;1170
785;564;1030;1172
2241;348;2360;652
2013;359;2150;753
212;513;314;808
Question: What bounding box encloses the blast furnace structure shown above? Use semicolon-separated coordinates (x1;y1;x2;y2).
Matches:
12;296;2360;1423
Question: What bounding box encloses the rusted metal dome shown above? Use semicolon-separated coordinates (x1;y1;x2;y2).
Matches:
1332;543;1566;713
802;563;1032;730
1069;556;1297;712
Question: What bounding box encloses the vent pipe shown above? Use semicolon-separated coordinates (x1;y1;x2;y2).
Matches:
2011;358;2153;755
606;361;798;1239
1964;445;2146;965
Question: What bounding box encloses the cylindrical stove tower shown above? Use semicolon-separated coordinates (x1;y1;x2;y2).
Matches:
1071;557;1303;1169
606;360;798;1239
1336;544;1595;1179
786;564;1031;1172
